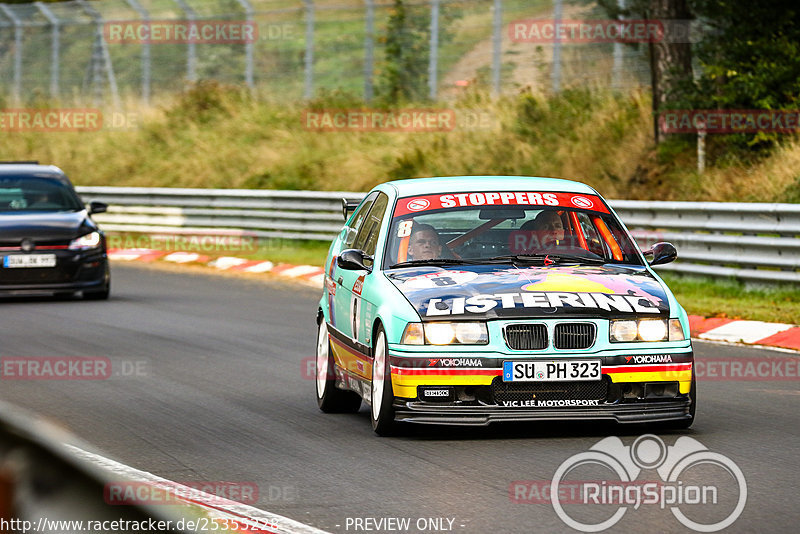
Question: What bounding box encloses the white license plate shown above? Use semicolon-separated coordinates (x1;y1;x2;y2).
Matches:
3;254;57;268
503;360;601;382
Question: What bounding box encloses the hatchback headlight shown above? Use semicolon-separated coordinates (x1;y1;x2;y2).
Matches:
610;318;684;342
68;232;101;250
401;322;488;345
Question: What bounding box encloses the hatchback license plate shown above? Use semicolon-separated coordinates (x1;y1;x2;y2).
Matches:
503;360;601;382
3;254;57;268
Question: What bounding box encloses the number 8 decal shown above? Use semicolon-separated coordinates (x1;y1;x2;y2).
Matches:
397;220;413;238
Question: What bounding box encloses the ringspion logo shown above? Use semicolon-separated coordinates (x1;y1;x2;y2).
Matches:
548;435;746;532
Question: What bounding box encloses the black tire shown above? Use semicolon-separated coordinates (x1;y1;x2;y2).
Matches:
370;326;397;436
83;285;110;300
657;373;696;430
84;265;110;300
315;319;361;413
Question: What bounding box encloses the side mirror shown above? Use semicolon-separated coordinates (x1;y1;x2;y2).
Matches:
645;242;677;266
342;198;360;221
88;201;108;214
337;249;373;271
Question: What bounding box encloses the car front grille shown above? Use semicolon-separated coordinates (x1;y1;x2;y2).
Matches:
504;324;548;350
0;267;74;284
553;323;596;350
491;376;609;404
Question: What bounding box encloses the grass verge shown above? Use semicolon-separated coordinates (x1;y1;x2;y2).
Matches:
660;273;800;324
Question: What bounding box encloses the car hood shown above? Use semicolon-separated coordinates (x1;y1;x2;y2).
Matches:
0;210;95;242
386;264;670;320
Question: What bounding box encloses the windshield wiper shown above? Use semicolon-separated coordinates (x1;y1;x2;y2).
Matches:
389;258;480;269
485;254;606;265
486;254;548;264
546;254;606;265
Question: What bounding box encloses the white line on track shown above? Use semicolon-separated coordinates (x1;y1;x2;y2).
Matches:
65;445;330;534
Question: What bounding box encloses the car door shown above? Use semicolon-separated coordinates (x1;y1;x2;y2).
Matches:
334;192;389;380
328;192;376;336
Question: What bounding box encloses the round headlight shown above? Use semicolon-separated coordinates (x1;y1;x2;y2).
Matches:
425;323;455;345
610;320;637;342
455;323;485;344
638;319;668;342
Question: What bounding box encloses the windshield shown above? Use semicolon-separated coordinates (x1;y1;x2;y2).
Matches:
384;191;643;268
0;176;84;213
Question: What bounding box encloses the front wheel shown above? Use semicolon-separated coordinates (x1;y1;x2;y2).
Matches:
370;327;397;435
83;285;110;300
84;266;111;300
316;320;361;413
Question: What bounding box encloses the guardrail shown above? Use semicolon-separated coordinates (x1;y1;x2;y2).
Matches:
76;186;800;283
0;400;190;533
77;186;358;242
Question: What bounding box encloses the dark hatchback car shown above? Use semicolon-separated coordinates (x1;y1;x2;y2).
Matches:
0;162;110;299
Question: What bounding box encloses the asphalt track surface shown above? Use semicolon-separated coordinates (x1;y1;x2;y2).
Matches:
1;264;798;533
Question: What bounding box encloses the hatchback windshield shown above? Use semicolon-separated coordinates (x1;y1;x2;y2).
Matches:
0;176;84;213
384;191;642;268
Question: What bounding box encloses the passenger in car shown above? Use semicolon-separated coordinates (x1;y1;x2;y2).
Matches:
519;210;565;249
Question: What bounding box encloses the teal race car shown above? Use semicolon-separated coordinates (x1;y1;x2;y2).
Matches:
315;176;695;435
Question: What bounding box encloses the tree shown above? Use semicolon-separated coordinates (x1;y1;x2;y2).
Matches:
596;0;694;143
377;0;460;103
682;0;800;112
379;0;430;102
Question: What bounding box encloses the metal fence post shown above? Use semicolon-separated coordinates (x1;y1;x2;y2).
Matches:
491;0;502;96
76;0;120;107
304;0;314;99
428;0;440;100
234;0;255;89
0;5;23;103
612;0;625;90
125;0;151;104
364;0;375;101
697;123;706;174
35;2;60;100
173;0;197;83
551;0;562;94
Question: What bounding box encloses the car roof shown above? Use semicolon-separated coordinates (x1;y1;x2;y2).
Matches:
0;163;68;181
382;176;599;197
